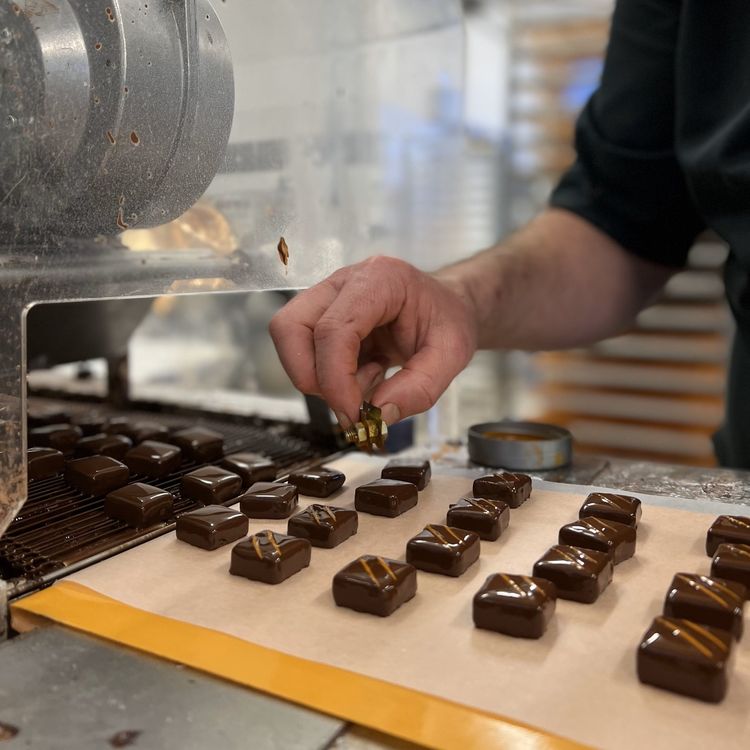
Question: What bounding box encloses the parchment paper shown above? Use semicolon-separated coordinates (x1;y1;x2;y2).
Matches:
66;458;750;750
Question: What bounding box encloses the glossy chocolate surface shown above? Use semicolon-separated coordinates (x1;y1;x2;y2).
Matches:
27;405;71;428
176;505;249;550
354;479;418;518
239;482;298;519
125;440;182;478
381;459;431;490
220;452;277;489
76;433;133;461
447;497;509;541
579;492;642;528
27;447;65;481
473;573;557;638
332;555;417;617
637;616;732;702
558;516;636;564
120;421;170;444
287;505;358;548
663;572;745;641
168;427;224;462
712;544;750;597
230;530;311;584
472;472;531;509
706;515;750;556
406;524;480;577
104;416;133;435
533;545;613;603
287;468;345;498
72;413;108;436
29;423;83;454
65;455;130;496
181;466;243;505
104;483;174;528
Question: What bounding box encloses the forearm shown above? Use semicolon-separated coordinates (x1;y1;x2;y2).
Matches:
434;208;677;351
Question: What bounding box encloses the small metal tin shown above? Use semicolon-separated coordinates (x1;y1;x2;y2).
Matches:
468;421;573;471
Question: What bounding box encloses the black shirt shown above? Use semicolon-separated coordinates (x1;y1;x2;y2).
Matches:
550;0;750;468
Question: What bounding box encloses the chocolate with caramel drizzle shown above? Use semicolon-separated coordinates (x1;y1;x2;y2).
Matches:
230;530;311;584
406;524;480;577
287;504;357;548
706;515;750;556
532;544;613;603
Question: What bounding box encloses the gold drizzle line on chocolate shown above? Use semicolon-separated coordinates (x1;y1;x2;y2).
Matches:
252;535;263;560
377;557;398;582
322;506;337;522
593;494;630;510
681;619;729;653
594;518;622;533
658;617;712;659
580;520;606;536
464;498;494;514
310;507;322;526
702;576;743;603
554;546;595;566
677;574;738;610
359;557;379;586
501;574;528;598
265;530;282;556
426;524;463;545
728;544;750;559
725;516;750;529
521;576;547;601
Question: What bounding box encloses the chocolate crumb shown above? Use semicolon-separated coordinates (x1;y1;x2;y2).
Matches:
0;722;19;741
277;236;289;267
109;730;141;747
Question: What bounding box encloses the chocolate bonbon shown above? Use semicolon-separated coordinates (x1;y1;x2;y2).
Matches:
332;555;417;616
76;433;133;461
663;573;745;641
176;505;249;550
558;516;636;564
27;405;71;428
637;616;732;702
354;479;418;518
181;466;243;505
27;447;65;480
104;483;174;527
472;472;531;509
220;452;277;489
230;530;311;584
239;482;298;519
287;468;345;498
287;505;357;548
473;573;557;638
381;459;431;490
72;413;108;436
711;544;750;597
446;497;509;541
65;455;130;496
29;423;83;454
121;421;170;444
706;515;750;556
406;524;480;577
579;492;642;528
125;440;182;478
533;545;613;603
168;426;223;462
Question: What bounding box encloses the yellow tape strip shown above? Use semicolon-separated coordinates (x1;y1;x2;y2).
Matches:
12;581;588;750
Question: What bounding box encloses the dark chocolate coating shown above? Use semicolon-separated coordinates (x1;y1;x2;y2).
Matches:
711;544;750;597
354;479;418;518
706;515;750;556
220;452;277;489
287;505;358;548
558;516;636;564
533;545;613;603
579;492;642;528
27;447;65;480
120;421;170;444
27;405;71;428
239;482;298;519
65;455;130;496
472;472;531;509
381;459;431;490
446;497;509;541
176;505;249;550
473;573;557;638
76;433;133;461
29;423;83;454
637;616;732;703
72;413;108;436
230;530;311;584
104;483;174;528
168;427;224;462
181;466;243;505
104;416;133;435
287;468;345;498
663;572;746;641
125;440;182;478
406;524;480;577
332;555;417;616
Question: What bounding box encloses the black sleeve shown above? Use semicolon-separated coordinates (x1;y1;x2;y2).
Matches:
549;0;705;268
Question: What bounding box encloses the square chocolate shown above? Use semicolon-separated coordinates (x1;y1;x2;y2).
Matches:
446;497;510;541
711;544;750;597
558;516;636;564
104;416;133;435
27;447;65;481
176;506;249;550
65;455;130;496
239;482;298;519
354;479;418;518
473;573;557;638
76;433;133;461
332;555;417;617
287;505;358;548
230;530;311;584
181;467;243;505
27;405;71;428
120;421;170;444
637;616;732;703
706;515;750;556
220;452;277;489
381;459;431;490
287;468;345;498
125;440;182;478
533;545;613;603
168;427;223;462
579;492;642;528
663;573;746;641
406;524;480;577
72;413;108;436
104;483;174;528
472;472;531;509
29;423;83;454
